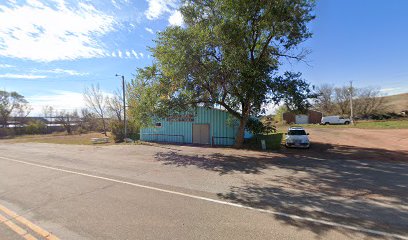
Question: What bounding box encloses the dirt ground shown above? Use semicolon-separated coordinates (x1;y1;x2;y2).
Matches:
307;128;408;151
301;128;408;162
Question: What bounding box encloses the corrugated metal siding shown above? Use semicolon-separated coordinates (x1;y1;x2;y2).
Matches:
140;107;241;145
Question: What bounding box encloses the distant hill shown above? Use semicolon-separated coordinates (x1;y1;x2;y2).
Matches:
382;93;408;113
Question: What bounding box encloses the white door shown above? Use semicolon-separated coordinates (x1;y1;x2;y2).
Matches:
295;115;309;124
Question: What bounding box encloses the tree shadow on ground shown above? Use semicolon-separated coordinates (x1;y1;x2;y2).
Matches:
286;142;408;162
155;143;408;237
155;151;271;175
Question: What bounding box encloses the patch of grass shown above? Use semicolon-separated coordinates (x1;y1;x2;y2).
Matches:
354;120;408;129
1;132;113;145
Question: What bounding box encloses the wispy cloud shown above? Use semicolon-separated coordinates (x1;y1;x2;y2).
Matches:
145;27;154;34
0;64;14;68
145;0;178;20
168;10;183;26
27;89;114;115
380;87;408;95
110;49;144;59
144;0;183;27
27;90;86;115
0;73;47;79
380;88;399;92
132;50;139;59
0;1;116;62
111;0;120;9
33;68;88;76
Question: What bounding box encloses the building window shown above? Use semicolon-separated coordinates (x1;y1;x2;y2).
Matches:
155;122;162;128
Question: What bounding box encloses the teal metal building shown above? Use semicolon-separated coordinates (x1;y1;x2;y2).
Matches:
140;107;252;146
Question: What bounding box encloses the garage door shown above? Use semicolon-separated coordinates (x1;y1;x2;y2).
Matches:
192;124;210;144
295;115;309;124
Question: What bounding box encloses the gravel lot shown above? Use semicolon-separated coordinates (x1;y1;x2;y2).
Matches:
304;127;408;161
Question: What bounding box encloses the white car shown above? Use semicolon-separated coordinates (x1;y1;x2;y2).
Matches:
285;127;310;148
321;116;351;125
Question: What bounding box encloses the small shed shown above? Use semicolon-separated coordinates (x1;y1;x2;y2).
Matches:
283;110;322;124
140;107;252;146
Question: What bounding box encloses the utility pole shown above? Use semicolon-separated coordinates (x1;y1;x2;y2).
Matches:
349;80;354;125
116;74;127;140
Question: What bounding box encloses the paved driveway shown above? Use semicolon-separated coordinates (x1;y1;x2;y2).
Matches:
0;141;407;239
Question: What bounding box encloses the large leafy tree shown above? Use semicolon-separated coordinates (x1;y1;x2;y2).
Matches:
130;0;316;147
0;90;30;127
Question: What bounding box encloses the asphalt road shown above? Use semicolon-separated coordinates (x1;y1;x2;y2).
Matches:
0;143;407;240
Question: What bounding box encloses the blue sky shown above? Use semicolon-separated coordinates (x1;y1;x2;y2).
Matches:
0;0;407;115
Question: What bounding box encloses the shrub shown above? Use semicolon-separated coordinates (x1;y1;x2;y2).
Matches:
245;118;276;135
110;120;139;143
75;126;88;135
25;121;46;135
0;128;15;138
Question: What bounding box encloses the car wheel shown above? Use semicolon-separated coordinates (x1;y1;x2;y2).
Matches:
324;122;330;125
344;121;350;125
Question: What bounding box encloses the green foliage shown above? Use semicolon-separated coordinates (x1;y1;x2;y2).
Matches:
0;90;29;127
245;118;276;135
25;120;46;135
129;0;316;147
110;120;140;143
269;72;317;111
274;105;289;123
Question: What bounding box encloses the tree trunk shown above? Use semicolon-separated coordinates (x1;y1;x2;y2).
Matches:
234;116;248;148
101;118;107;136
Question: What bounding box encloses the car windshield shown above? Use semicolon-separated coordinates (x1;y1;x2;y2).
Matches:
288;130;307;135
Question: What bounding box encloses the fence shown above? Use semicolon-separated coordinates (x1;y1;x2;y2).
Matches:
140;133;185;144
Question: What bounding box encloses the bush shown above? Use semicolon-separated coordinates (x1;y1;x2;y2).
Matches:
25;121;46;135
110;120;140;143
245;118;276;135
75;126;88;135
0;128;15;138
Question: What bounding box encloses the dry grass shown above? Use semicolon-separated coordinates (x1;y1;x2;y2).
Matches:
382;93;408;113
0;132;113;145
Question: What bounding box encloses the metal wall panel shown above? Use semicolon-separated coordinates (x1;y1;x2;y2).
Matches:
140;107;245;145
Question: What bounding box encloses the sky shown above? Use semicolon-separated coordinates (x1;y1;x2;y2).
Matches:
0;0;407;115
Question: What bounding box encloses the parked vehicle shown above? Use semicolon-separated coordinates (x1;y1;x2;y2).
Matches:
321;116;351;125
285;127;310;149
